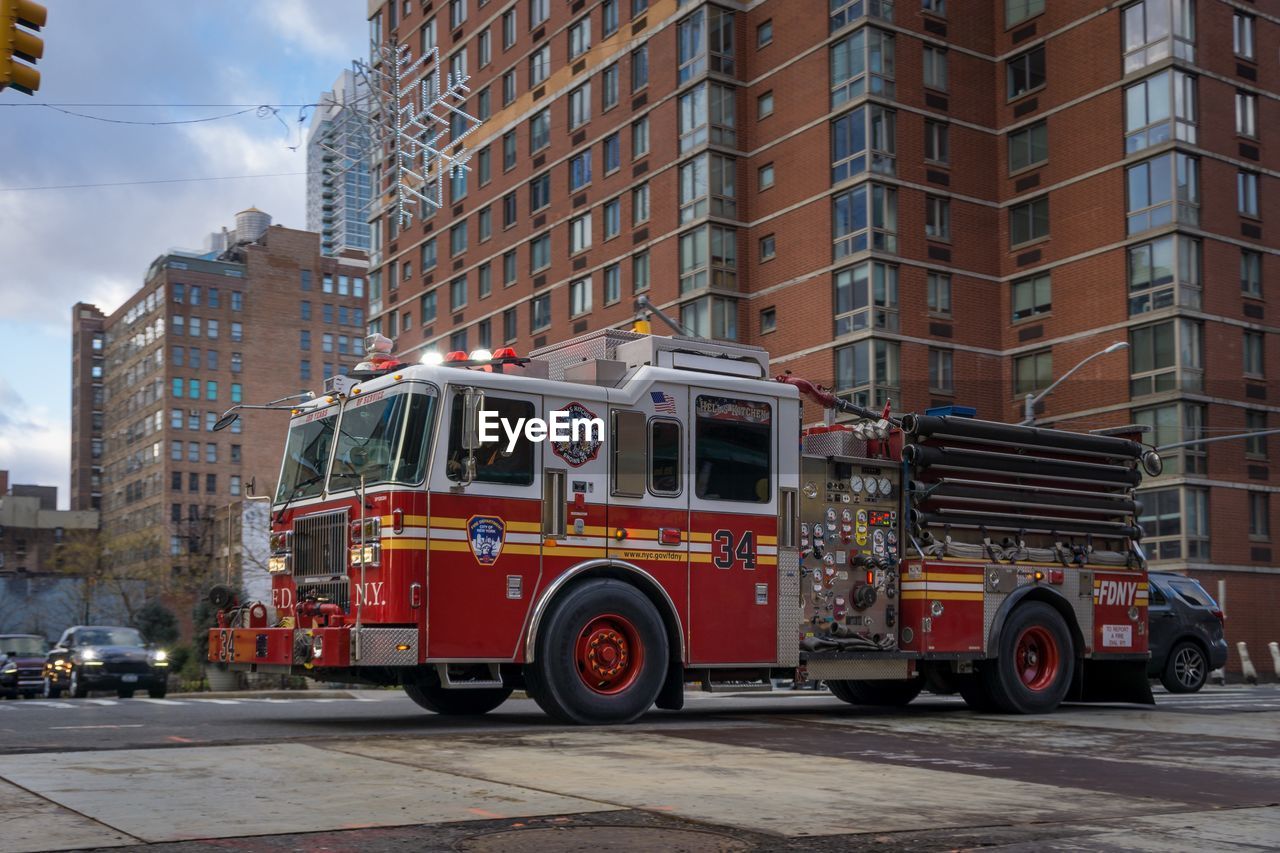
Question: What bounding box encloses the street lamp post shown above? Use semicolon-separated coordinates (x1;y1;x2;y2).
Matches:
1022;341;1129;426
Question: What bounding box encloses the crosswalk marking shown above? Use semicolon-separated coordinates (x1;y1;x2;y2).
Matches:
134;698;186;706
189;698;241;705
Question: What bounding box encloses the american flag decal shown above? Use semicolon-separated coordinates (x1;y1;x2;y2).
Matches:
650;391;677;414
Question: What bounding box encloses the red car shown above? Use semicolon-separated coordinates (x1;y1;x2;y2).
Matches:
1;634;49;699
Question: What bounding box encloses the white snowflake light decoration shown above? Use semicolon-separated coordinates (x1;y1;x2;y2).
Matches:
320;42;482;228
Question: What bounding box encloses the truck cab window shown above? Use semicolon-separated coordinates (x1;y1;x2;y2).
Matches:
447;394;536;485
694;396;771;503
330;393;437;491
650;419;681;495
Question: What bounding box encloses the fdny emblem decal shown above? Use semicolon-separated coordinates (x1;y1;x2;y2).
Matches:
467;515;506;565
550;402;602;467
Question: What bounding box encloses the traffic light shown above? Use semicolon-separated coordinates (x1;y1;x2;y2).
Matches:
0;0;46;95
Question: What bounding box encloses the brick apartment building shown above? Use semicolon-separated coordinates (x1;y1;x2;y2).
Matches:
359;0;1277;669
71;211;368;586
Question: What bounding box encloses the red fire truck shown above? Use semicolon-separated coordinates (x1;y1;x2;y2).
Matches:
209;329;1161;723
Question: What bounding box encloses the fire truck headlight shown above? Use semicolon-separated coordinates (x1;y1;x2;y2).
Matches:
269;531;292;555
268;555;291;574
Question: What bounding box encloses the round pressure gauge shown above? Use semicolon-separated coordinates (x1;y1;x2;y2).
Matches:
849;475;864;494
878;477;893;496
864;478;879;496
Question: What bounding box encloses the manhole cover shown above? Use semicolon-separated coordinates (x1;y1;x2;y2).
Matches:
458;825;752;853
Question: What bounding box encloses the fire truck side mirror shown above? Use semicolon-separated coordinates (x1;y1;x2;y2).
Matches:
461;388;484;450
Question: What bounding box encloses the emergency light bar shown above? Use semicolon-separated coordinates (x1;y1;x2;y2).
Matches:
420;347;529;370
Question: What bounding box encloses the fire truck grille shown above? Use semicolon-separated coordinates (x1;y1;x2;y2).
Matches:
296;579;350;612
292;509;350;579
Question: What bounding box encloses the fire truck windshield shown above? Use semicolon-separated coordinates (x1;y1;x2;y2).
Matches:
275;411;338;504
328;391;436;493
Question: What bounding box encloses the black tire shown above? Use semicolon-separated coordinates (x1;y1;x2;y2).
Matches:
1161;641;1208;694
21;692;37;700
69;669;89;699
981;602;1075;714
524;579;668;725
827;678;924;706
148;687;167;699
43;677;62;699
117;689;135;699
403;675;513;715
957;673;1000;712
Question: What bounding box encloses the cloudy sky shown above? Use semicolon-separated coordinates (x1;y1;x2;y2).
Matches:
0;1;366;507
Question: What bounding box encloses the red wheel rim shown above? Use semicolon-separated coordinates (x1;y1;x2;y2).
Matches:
574;613;644;695
1014;626;1059;692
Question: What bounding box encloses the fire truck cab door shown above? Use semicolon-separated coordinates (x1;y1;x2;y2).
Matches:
425;385;544;660
605;384;690;661
687;389;779;665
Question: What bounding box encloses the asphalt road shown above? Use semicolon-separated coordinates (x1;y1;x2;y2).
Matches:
2;685;1278;852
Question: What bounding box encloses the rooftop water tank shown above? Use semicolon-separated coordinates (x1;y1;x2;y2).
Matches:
234;207;271;244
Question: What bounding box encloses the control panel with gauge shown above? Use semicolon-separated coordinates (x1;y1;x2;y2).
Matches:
798;453;903;651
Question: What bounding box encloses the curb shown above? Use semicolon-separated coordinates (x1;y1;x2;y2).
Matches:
174;690;363;700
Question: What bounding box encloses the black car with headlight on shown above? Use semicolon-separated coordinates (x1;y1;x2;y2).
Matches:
1;634;49;699
43;626;170;699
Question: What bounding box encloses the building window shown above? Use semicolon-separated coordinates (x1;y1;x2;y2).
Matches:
422;237;438;271
230;352;242;374
1138;486;1208;560
1123;0;1195;73
1125;70;1196;155
449;0;467;29
757;19;772;47
757;91;775;120
1234;12;1255;60
504;250;517;285
1005;0;1043;26
230;322;242;342
1014;350;1052;396
929;348;954;393
1130;318;1202;396
603;0;619;36
568;15;591;60
1236;91;1257;138
446;277;465;312
833;183;898;257
530;0;548;28
924;120;948;165
602;63;619;110
830;0;893;31
1127;153;1198;234
835;339;899;409
679;295;738;341
1135;402;1205;475
568;83;591;129
1128;234;1201;315
679;225;736;294
206;380;218;401
603;198;621;240
759;234;776;260
569;278;592;317
1249;492;1270;539
834;261;899;334
300;330;311;350
1245;410;1267;459
1005;122;1048;173
1009;196;1049;247
925;196;950;241
530;293;551;332
832;104;896;181
450;222;468;256
677;5;734;84
632;116;649;157
421;290;438;324
1007;46;1044;99
570;213;593;254
1244;330;1265;378
830;27;895;106
679;152;737;222
927;272;951;315
1238;171;1260;218
569;150;592;191
922;46;947;91
530;108;550;152
450;329;467;353
760;306;777;333
604;263;621;305
530;232;551;271
631;45;648;91
502;69;517;106
1241;249;1262;298
633;251;650;293
504;307;517;343
502;8;516;48
529;173;550;212
678;81;735;153
478;27;491;67
1012;273;1051;321
477;146;491;185
632;182;650;224
603;132;620;173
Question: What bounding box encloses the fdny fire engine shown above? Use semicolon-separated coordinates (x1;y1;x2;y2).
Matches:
209;329;1162;724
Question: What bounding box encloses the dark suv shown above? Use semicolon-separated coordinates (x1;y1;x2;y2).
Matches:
1148;572;1228;693
43;626;169;699
1;634;49;699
